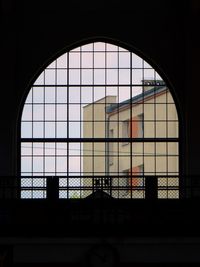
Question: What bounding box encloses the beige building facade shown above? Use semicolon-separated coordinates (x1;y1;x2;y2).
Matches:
83;82;179;198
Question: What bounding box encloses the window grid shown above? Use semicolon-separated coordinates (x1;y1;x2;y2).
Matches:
20;42;179;199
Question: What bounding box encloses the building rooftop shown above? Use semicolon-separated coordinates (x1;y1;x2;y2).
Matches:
106;84;167;114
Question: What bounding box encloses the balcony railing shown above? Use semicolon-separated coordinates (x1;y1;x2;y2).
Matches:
0;175;199;199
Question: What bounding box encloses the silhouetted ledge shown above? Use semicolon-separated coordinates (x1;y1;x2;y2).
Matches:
85;190;113;199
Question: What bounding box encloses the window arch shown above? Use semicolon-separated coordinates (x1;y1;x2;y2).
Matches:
20;41;179;199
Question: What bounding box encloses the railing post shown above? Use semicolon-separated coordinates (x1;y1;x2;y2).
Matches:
145;176;157;199
47;176;59;200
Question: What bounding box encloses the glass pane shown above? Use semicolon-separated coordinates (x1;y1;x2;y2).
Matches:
106;43;118;51
45;105;55;121
57;87;67;103
21;157;32;172
132;69;143;84
69;52;80;68
33;105;44;120
81;43;93;51
33;87;44;103
56;157;68;172
82;52;93;68
69;105;81;121
82;69;93;84
69;122;81;138
21;122;32;138
57;53;67;68
119;69;130;84
144;69;155;81
132;54;143;68
22;105;32;121
57;143;68;156
57;69;67;84
94;69;105;84
81;87;93;103
69;87;80;103
33;122;44;138
45;122;55;138
119;52;130;68
33;143;44;155
33;157;43;172
57;105;68;120
94;52;105;68
21;143;32;156
45;157;55;173
107;69;118;84
106;52;118;68
45;143;55;156
45;87;56;103
45;69;55;85
94;87;106;102
94;42;105;51
69;69;80;84
56;122;67;138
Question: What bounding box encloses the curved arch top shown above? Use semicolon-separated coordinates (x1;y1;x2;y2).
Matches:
20;41;180;199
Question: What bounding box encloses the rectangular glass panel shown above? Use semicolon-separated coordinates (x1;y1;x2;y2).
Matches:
69;69;80;84
81;69;93;84
33;105;44;120
106;52;118;68
56;122;67;138
57;69;67;84
119;52;130;68
57;105;68;121
33;87;44;103
33;122;44;138
69;52;80;68
69;87;80;103
106;69;118;84
81;52;93;68
44;87;56;103
45;69;55;85
94;69;105;84
45;104;55;121
57;87;67;103
119;69;130;84
94;52;105;68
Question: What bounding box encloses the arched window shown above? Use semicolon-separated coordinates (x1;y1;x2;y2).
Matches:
20;41;179;199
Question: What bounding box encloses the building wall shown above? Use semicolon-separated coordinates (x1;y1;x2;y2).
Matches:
83;89;179;198
83;96;116;196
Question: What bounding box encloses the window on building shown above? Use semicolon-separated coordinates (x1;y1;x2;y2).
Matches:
20;41;179;199
122;164;144;198
122;120;129;138
109;129;114;165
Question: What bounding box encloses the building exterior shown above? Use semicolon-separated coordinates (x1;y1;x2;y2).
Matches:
83;81;179;198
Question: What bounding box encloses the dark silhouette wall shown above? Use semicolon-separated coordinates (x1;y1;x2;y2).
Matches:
1;0;200;265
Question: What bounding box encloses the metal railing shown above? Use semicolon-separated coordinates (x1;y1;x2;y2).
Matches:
0;175;198;199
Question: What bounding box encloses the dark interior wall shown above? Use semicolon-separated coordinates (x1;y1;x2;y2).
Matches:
1;0;200;265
